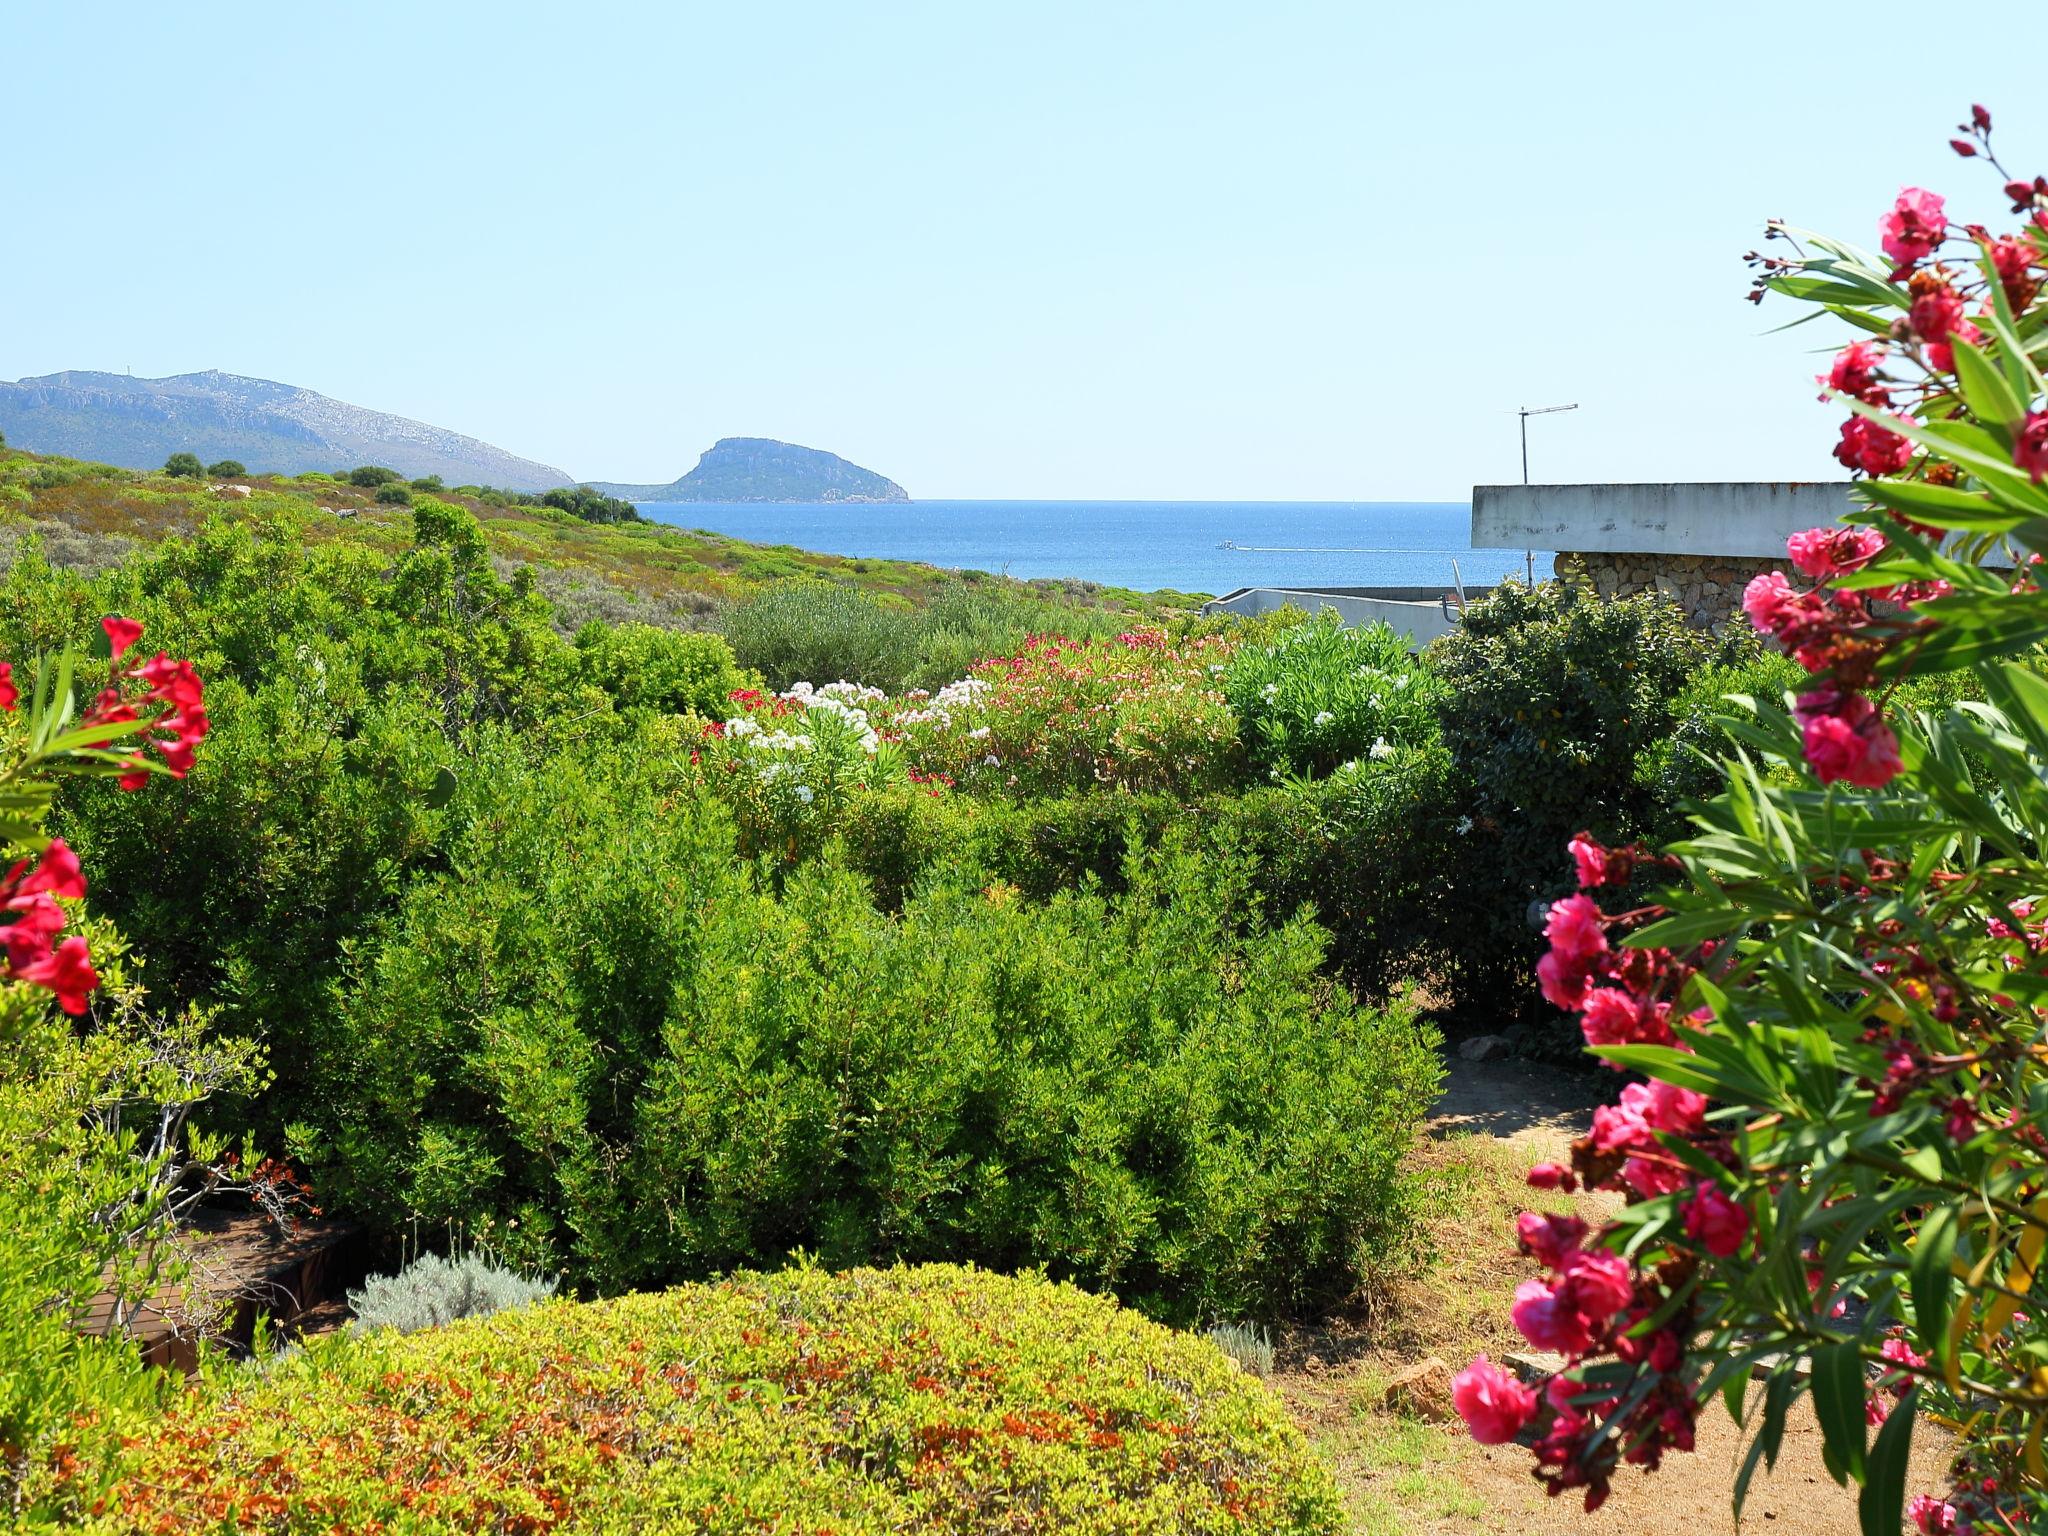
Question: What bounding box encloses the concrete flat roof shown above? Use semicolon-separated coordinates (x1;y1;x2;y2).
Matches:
1472;481;1856;558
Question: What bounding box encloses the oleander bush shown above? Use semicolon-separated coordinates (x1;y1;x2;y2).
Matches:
1451;107;2048;1532
80;1266;1344;1535
888;629;1243;798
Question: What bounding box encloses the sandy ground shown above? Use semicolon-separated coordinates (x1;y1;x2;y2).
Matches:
1264;1054;1950;1535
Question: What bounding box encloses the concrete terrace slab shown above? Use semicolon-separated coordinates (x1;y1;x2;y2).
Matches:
1472;482;1857;559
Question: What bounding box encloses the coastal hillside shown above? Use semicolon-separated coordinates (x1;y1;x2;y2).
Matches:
0;370;573;490
0;444;1173;628
590;436;909;503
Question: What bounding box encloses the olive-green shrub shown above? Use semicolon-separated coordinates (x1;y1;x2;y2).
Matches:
85;1266;1343;1535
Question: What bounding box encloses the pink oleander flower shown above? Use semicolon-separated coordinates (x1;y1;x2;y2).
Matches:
1537;950;1591;1012
1681;1181;1751;1257
1453;1355;1538;1444
1544;894;1607;966
1579;988;1675;1051
1880;186;1947;272
1798;691;1904;789
1526;1162;1576;1192
1622;1153;1688;1198
1516;1210;1588;1269
2018;412;2048;484
1908;1494;1958;1535
1513;1275;1598;1355
1742;570;1797;634
1567;831;1609;889
1787;526;1886;579
1881;1335;1929;1372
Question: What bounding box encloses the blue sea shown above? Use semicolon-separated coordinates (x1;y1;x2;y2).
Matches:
637;499;1554;596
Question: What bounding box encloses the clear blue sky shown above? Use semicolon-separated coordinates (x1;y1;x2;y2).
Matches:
7;2;2040;499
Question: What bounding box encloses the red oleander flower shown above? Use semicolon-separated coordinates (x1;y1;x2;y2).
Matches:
1823;340;1888;399
0;661;14;712
1681;1182;1751;1257
1833;414;1916;477
1578;988;1676;1051
1526;1162;1577;1192
101;616;144;660
18;935;97;1016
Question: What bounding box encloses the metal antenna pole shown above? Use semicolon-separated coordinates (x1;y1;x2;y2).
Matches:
1516;403;1579;587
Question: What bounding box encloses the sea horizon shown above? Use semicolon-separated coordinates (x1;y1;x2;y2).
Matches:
638;497;1555;596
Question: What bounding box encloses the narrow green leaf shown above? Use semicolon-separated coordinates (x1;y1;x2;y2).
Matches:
1810;1341;1867;1486
1952;337;2027;429
1911;1205;1960;1368
1858;1388;1917;1536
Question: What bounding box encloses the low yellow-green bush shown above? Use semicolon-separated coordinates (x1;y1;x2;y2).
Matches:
81;1265;1341;1534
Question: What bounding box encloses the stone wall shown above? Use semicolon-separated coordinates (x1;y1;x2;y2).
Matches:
1554;551;1790;629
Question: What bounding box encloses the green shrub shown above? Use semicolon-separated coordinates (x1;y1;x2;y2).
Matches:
374;483;413;506
347;465;403;488
572;620;748;718
719;579;920;691
541;484;641;525
348;1251;556;1333
1637;645;1803;839
204;459;246;477
89;1266;1343;1534
838;785;1186;909
1223;611;1446;780
316;749;1441;1320
1427;582;1728;1029
161;452;204;478
408;474;444;492
1212;745;1467;998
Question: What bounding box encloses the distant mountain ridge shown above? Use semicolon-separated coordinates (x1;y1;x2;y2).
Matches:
0;370;572;491
589;437;909;503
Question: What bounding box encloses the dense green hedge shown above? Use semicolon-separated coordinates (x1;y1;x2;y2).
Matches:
310;736;1441;1319
82;1266;1342;1535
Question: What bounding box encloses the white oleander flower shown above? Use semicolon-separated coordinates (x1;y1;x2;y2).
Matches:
1313;711;1334;727
1369;737;1394;759
795;784;815;803
1456;815;1474;834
